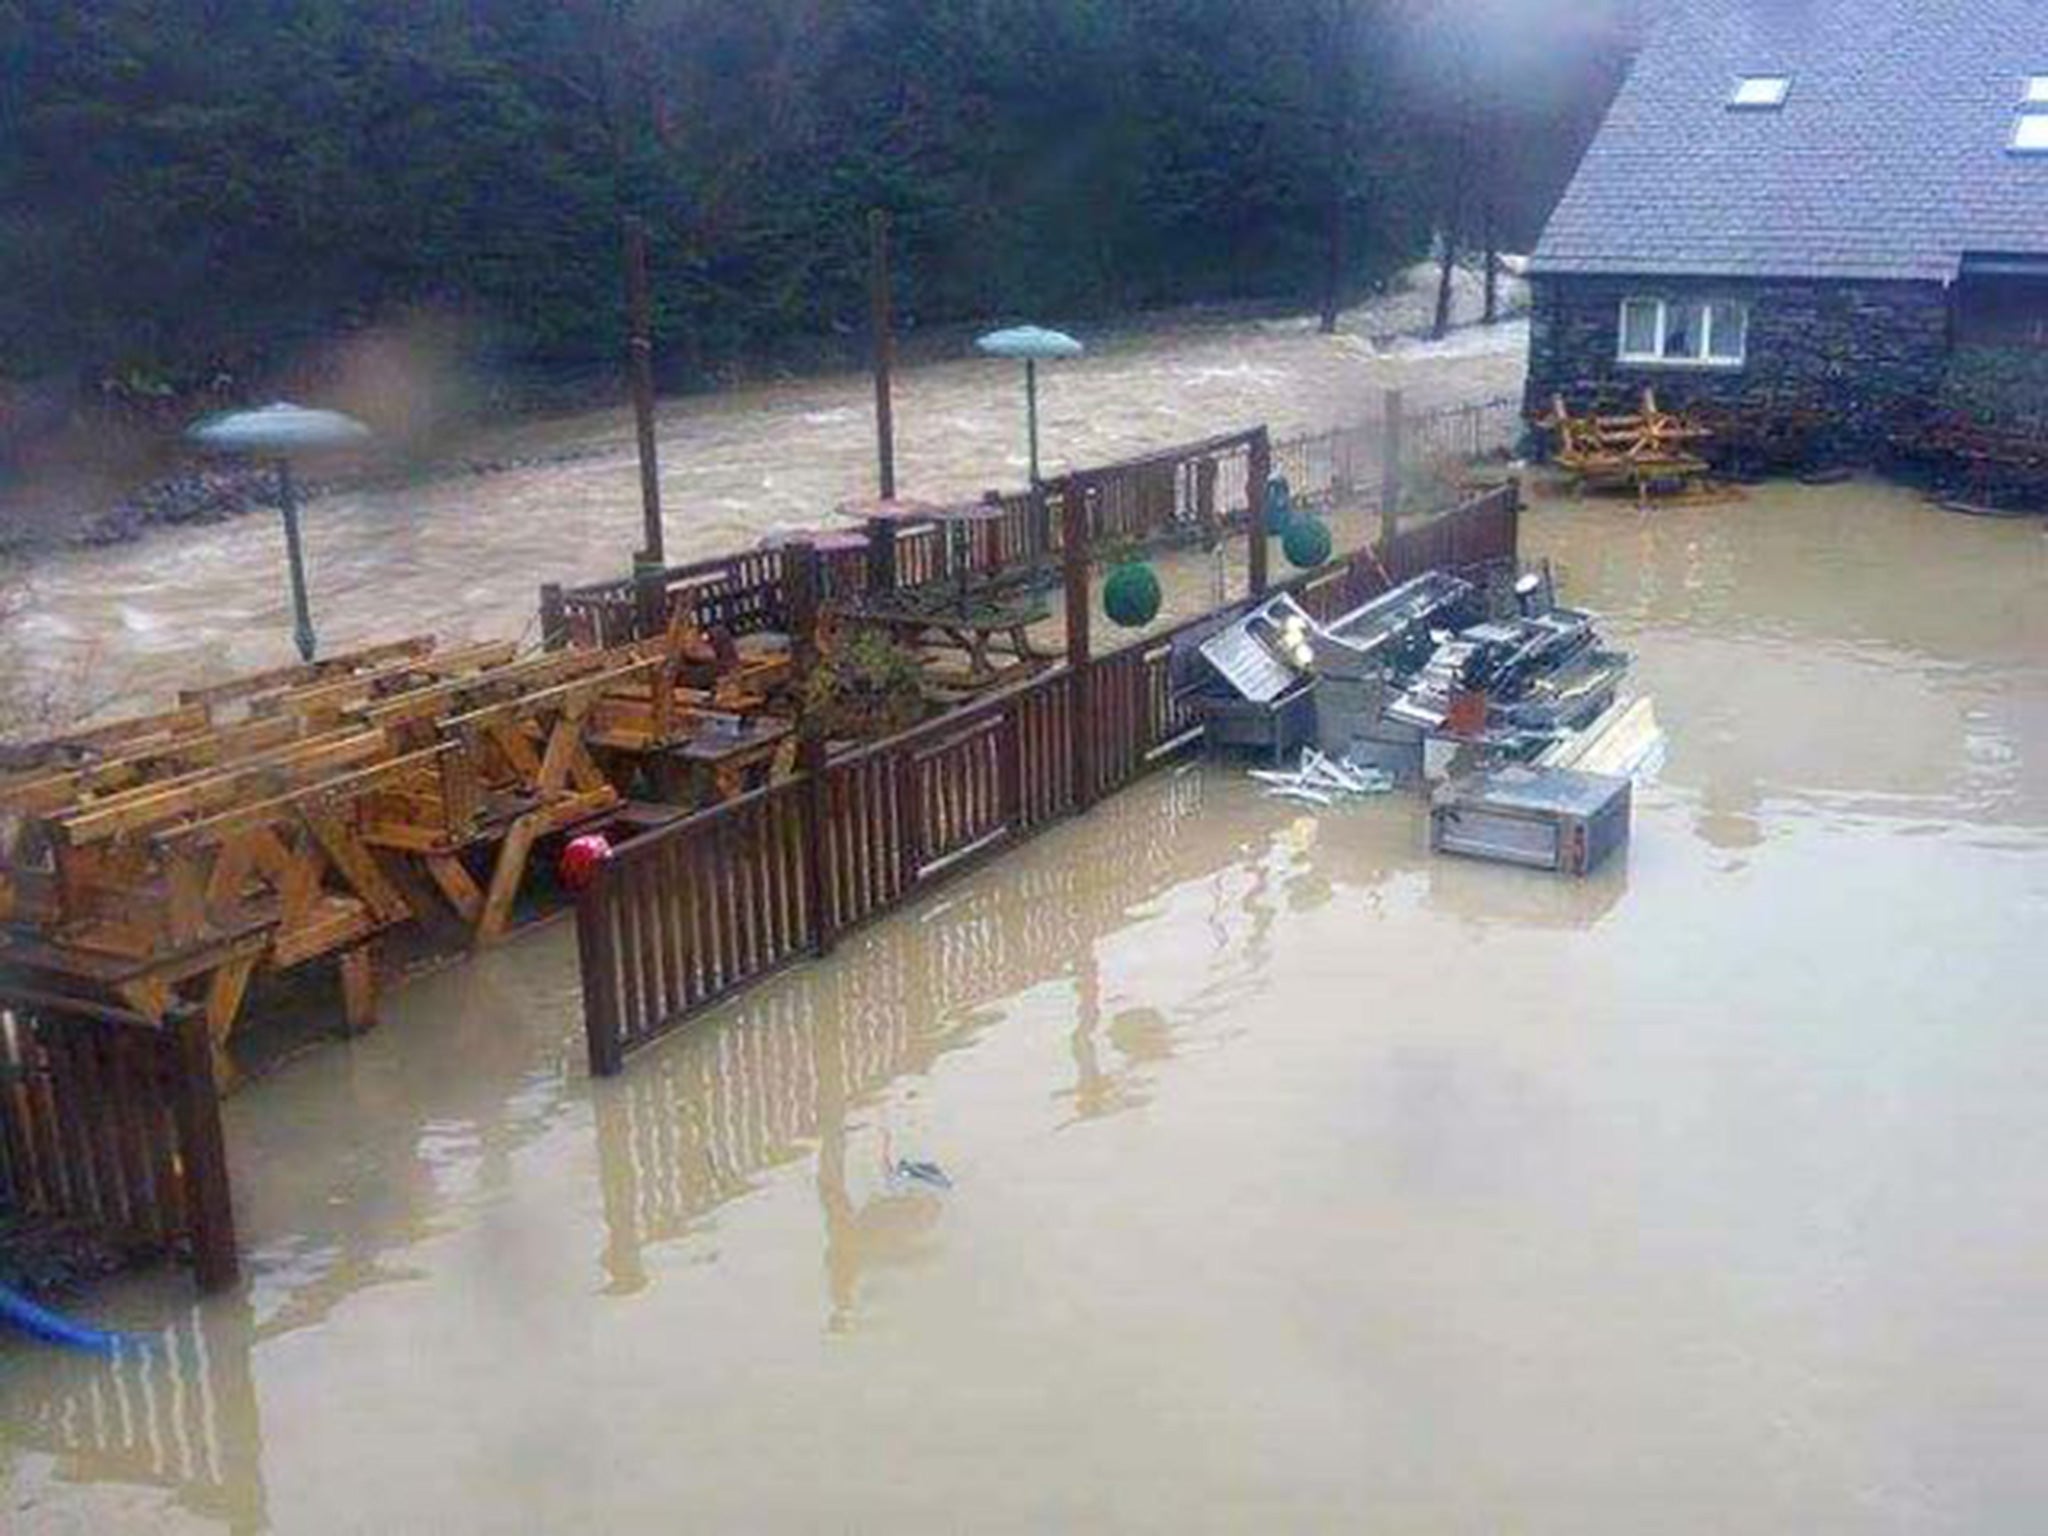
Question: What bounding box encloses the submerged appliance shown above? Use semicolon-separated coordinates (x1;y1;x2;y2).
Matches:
1429;766;1632;876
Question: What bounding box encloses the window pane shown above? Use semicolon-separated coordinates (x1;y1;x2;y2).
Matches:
1663;301;1707;360
2015;114;2048;153
2025;76;2048;105
1731;76;1790;108
1620;300;1660;357
1707;302;1748;361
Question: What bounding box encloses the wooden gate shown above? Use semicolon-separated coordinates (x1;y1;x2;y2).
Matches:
0;989;236;1291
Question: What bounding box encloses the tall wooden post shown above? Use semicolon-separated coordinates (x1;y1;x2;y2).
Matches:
633;564;667;642
624;217;665;566
866;519;898;597
538;582;568;651
1247;428;1272;600
1379;388;1404;554
167;1004;239;1292
786;540;836;956
1061;474;1096;810
868;210;897;500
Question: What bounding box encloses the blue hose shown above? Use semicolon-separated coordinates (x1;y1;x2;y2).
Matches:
0;1284;124;1354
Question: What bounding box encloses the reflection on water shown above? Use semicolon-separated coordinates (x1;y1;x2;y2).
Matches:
595;766;1223;1309
3;478;2045;1533
2;1302;267;1534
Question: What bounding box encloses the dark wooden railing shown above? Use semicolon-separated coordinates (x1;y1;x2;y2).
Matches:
592;765;1213;1295
543;402;1517;650
546;428;1270;648
0;989;237;1292
577;481;1520;1073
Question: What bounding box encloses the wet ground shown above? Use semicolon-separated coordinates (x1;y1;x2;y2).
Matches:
4;475;2045;1532
1;312;1523;719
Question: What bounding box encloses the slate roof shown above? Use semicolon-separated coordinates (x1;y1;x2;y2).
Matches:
1532;0;2048;283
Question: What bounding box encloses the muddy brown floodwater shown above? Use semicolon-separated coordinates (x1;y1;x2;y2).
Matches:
5;476;2047;1535
2;314;1523;717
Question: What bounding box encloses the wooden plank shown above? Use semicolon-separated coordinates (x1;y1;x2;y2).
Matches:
269;896;376;969
475;814;537;948
302;808;413;926
55;731;393;847
359;648;613;732
203;954;257;1089
262;639;519;724
34;703;213;756
178;636;436;709
164;1004;239;1290
423;854;484;924
152;745;450;853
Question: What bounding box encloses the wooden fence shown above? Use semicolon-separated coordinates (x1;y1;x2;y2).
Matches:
548;431;1261;649
544;398;1516;651
576;481;1520;1073
593;766;1212;1295
1;990;237;1292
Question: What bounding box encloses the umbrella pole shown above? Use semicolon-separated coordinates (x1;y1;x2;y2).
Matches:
1025;359;1040;486
276;460;317;661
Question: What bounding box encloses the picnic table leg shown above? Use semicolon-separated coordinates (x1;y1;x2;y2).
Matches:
477;813;541;946
339;944;378;1035
424;853;484;925
203;955;257;1089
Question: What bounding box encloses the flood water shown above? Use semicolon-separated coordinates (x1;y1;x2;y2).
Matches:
4;475;2045;1533
2;314;1522;717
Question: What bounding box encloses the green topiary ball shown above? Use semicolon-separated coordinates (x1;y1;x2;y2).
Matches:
1282;514;1333;570
1102;559;1163;628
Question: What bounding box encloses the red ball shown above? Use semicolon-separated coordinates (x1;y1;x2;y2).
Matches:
558;833;613;892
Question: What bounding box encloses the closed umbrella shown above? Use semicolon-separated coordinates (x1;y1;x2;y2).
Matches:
188;404;371;661
975;326;1084;485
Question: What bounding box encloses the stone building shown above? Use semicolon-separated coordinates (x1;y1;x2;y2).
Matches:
1526;0;2048;457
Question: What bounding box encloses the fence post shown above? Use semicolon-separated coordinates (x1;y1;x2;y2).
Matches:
1247;429;1271;600
1379;388;1404;554
165;1004;238;1292
1503;474;1522;566
786;540;837;956
578;875;624;1078
1062;473;1098;809
633;562;667;642
866;517;898;596
538;583;568;650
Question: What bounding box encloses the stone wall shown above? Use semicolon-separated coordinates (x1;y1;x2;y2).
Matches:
1524;273;1951;459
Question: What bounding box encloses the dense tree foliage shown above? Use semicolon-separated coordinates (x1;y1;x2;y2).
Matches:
0;0;1635;388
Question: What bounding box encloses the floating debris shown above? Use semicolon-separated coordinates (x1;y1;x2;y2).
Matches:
1250;748;1396;806
890;1159;954;1192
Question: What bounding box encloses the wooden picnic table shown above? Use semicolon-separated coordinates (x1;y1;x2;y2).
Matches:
840;589;1054;686
662;716;795;804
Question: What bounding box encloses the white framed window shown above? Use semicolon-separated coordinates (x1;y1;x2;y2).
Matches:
1618;298;1749;367
1730;75;1791;110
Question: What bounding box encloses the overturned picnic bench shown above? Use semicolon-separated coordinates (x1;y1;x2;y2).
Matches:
1539;391;1725;506
1;627;798;1085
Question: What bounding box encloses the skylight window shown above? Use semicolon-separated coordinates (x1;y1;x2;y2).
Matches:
1730;75;1791;110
